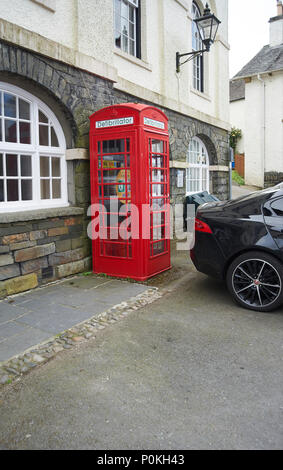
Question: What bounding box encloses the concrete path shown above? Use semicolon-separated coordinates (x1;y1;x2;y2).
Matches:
232;182;260;199
0;275;148;362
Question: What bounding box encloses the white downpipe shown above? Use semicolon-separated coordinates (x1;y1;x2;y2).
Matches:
257;74;266;188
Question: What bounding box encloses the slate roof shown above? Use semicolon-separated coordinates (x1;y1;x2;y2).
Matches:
229;79;245;102
233;43;283;79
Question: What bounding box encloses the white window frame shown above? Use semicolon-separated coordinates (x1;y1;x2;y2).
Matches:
192;1;204;92
186;136;209;195
0;82;68;213
114;0;139;58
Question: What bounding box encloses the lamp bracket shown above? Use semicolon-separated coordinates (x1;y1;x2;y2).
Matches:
176;48;207;74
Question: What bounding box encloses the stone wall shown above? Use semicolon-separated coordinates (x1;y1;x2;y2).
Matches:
0;208;91;299
264;172;283;188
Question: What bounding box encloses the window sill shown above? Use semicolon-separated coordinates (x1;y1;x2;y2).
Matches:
190;87;211;102
114;48;152;72
0;206;84;224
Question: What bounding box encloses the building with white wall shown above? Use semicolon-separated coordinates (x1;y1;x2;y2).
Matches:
230;1;283;188
0;0;230;296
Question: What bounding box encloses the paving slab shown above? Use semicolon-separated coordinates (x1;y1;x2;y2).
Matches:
0;275;148;362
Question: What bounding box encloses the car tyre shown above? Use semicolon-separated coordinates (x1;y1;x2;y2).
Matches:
226;251;283;312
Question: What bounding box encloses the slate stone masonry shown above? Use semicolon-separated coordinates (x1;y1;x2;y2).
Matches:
0;209;91;299
265;172;283;188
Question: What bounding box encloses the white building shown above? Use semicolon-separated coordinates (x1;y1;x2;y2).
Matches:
230;1;283;188
0;0;230;296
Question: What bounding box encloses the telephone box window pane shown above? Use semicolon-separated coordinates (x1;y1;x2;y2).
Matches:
105;243;127;258
19;122;31;144
52;157;60;177
103;139;125;154
0;154;3;176
152;240;165;256
153;212;166;226
5;120;17;142
52;179;61;199
152;156;164;168
102;155;125;169
152;184;165;196
6;154;18;176
151;198;165;210
7;180;18;201
39;125;49;146
4;93;16;118
103;184;118;197
152;170;165;182
21;180;33;200
41;179;50;199
152;140;164;153
51;126;59;147
0;119;2;141
103;169;122;181
21;155;32;176
40;157;50;177
0;180;3;202
19;99;30;120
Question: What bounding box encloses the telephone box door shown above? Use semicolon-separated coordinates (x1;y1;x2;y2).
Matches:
90;131;140;278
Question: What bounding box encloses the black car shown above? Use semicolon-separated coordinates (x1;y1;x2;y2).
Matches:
190;183;283;312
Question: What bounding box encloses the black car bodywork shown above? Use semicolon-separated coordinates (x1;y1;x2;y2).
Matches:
190;184;283;311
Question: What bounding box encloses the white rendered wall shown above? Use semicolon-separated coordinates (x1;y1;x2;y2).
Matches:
242;73;283;187
244;80;264;187
0;0;230;130
264;72;283;174
229;99;245;155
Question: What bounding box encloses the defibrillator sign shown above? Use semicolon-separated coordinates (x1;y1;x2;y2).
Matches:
96;117;134;129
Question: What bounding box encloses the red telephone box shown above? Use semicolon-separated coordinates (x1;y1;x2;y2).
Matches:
89;103;171;281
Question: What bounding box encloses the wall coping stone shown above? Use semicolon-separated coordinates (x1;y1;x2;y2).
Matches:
0;206;84;224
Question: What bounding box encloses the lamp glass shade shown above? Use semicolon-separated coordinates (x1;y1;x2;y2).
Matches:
195;13;220;47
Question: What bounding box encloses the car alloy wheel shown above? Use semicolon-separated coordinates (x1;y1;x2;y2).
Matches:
227;252;283;312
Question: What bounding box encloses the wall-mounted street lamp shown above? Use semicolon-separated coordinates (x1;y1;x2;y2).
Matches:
176;3;221;73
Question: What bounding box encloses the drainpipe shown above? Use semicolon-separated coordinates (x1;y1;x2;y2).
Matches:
257;74;266;188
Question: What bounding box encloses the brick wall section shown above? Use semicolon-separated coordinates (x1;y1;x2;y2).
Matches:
0;211;91;299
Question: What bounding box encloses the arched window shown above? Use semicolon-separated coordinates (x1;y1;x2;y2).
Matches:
0;83;67;212
192;1;204;92
186;136;209;194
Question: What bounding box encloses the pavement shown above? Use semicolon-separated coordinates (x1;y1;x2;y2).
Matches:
0;275;148;363
0;243;283;450
232;182;260;199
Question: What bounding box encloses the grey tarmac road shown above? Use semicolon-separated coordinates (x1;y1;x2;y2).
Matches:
0;252;283;450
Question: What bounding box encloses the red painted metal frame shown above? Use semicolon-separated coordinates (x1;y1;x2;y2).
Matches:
89;103;171;281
